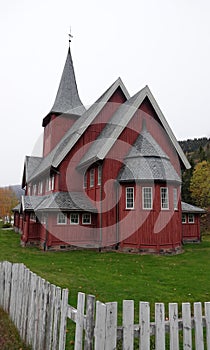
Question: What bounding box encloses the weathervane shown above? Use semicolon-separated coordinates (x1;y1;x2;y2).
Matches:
69;26;73;44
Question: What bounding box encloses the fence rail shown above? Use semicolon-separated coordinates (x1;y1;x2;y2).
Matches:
1;261;210;349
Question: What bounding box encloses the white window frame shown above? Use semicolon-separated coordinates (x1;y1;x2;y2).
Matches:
70;213;79;225
142;187;153;210
28;184;31;196
126;187;134;209
182;214;187;223
90;169;95;188
161;187;169;210
51;175;55;191
98;165;102;185
83;172;87;188
38;181;43;195
82;213;91;224
32;184;37;196
188;213;195;224
173;188;178;210
57;213;67;225
30;212;36;221
41;214;46;225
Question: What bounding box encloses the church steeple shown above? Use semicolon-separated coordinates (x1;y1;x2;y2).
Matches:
50;45;86;116
43;44;86;127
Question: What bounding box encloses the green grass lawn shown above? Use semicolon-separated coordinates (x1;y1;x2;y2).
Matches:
1;227;210;314
1;227;210;349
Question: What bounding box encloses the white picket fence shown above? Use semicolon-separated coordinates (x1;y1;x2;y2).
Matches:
1;261;210;349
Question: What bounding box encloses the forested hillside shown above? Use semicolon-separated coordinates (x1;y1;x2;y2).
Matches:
179;137;210;231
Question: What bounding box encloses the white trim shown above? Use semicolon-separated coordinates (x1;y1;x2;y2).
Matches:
182;213;187;223
97;165;102;185
161;187;169;210
188;213;195;224
173;188;178;210
82;213;91;224
57;212;67;225
70;213;79;225
90;169;95;188
126;187;134;209
142;187;153;210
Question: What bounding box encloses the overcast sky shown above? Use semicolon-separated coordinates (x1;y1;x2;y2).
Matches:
0;0;210;187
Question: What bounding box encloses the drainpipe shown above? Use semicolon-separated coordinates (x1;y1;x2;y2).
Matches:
115;180;120;250
44;213;49;251
99;165;103;251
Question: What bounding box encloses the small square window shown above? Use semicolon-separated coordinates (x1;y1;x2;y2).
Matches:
182;214;187;223
70;213;79;224
82;213;91;224
188;213;195;223
57;213;67;224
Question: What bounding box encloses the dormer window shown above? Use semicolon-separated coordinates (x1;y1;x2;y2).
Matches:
83;172;87;188
38;181;43;195
90;169;95;188
98;165;102;185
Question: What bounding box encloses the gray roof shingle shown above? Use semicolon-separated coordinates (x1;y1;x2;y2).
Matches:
33;192;97;212
49;47;86;117
181;201;206;213
118;124;181;183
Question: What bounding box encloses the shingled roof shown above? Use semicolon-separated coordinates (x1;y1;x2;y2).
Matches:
78;86;191;170
118;123;181;183
29;77;130;182
21;192;97;213
43;47;86;127
181;201;206;214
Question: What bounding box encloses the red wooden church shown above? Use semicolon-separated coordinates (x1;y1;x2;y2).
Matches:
13;44;205;253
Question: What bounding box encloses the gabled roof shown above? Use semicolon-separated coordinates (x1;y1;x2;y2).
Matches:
118;123;181;183
181;201;206;214
22;156;43;187
29;77;130;182
43;47;86;127
78;86;191;170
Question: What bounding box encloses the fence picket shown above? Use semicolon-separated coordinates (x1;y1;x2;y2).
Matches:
59;288;69;350
95;301;106;350
46;284;56;350
169;303;179;350
84;294;95;350
194;302;204;350
4;261;12;312
139;301;150;350
2;261;210;350
182;302;192;350
105;302;117;350
155;303;165;350
0;262;4;306
52;286;61;350
205;302;210;350
123;300;134;350
75;292;85;350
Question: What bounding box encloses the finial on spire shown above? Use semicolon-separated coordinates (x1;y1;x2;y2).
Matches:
68;26;73;45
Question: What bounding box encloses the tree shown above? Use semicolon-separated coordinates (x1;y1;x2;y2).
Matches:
190;161;210;208
0;187;19;221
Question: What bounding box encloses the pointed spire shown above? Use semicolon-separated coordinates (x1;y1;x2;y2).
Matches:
50;45;86;116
